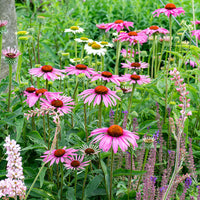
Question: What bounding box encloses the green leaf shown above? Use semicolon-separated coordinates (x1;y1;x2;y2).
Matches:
26;131;47;148
66;187;75;200
39;167;47;188
113;168;146;177
16;117;24;142
0;170;6;178
85;175;103;197
31;188;55;199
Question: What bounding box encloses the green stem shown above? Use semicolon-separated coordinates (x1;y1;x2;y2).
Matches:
60;163;64;200
157;41;165;73
74;169;78;198
25;162;46;200
155;37;158;77
7;64;12;112
109;149;114;200
101;55;104;71
72;79;79;100
128;150;133;200
151;35;156;78
46;79;48;90
0;34;2;74
115;40;121;75
74;35;77;65
81;165;89;200
81;43;84;60
127;84;136;118
137;42;141;62
95;54;98;71
98;100;103;128
37;23;41;64
16;43;24;84
148;47;153;76
43;115;46;143
84;104;88;142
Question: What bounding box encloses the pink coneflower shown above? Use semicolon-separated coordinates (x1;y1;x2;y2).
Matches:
64;155;90;170
153;3;185;18
29;65;65;81
122;73;151;85
91;71;121;86
96;23;109;30
40;93;74;115
105;20;134;32
0;20;8;27
191;30;200;40
41;147;77;166
2;47;21;59
90;125;139;153
191;20;200;25
120;48;138;58
79;86;121;107
65;64;95;78
121;60;148;69
142;26;169;36
117;31;148;45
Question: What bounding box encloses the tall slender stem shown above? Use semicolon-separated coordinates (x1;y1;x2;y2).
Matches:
101;55;104;71
60;163;64;200
16;43;24;83
81;43;84;60
95;54;98;71
84;103;88;142
82;164;89;200
127;84;136;118
98;100;103;128
0;34;3;74
151;35;156;78
128;150;133;200
109;149;114;200
37;23;41;64
74;169;78;198
115;40;121;75
7;64;12;112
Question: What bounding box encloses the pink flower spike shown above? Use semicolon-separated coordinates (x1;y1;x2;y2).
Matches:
187;111;192;116
29;65;65;81
152;3;185;18
64;155;90;170
41;147;78;166
121;60;148;70
141;26;169;36
65;64;95;78
90;125;139;153
105;20;134;33
185;60;197;68
122;73;151;85
91;71;121;86
79;86;121;107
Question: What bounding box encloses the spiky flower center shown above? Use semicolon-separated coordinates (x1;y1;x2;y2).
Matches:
41;65;53;72
80;37;88;40
95;85;108;95
71;160;80;167
143;137;155;144
149;26;159;30
17;31;28;35
54;149;65;157
101;71;112;78
70;26;79;30
6;53;16;58
26;87;36;93
91;44;101;50
115;20;124;24
85;148;95;155
165;3;176;10
75;64;87;70
131;62;141;68
51;99;64;108
100;41;108;45
128;31;138;36
88;41;97;46
107;125;123;137
35;88;47;96
130;74;140;80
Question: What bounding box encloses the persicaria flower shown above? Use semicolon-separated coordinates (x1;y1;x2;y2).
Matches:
64;26;84;34
64;155;90;170
91;71;121;85
65;64;95;78
141;26;169;36
41;147;77;166
40;93;75;115
29;65;65;81
117;31;148;45
105;20;134;32
79;85;121;107
121;60;148;70
153;3;185;18
90;125;139;153
191;30;200;40
122;73;151;85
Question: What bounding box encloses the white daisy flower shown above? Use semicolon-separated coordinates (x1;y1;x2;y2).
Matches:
64;26;84;34
75;37;93;43
70;58;84;63
85;42;107;56
99;41;113;48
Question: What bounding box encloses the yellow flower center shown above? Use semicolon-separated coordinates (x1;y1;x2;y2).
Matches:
100;41;108;45
91;44;101;50
70;26;79;30
80;37;88;40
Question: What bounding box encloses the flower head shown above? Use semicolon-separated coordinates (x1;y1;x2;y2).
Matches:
0;20;8;27
142;26;169;36
121;48;138;58
65;64;95;78
191;30;200;40
99;41;113;48
41;147;77;166
96;23;109;30
75;37;93;43
2;47;21;64
70;58;84;63
64;26;84;34
80;144;100;159
185;60;198;68
191;20;200;25
29;65;65;81
153;3;185;18
64;155;90;170
90;125;139;153
91;71;121;86
121;60;148;70
79;86;121;107
40;93;75;115
117;31;148;45
122;73;151;85
85;43;107;56
105;20;134;32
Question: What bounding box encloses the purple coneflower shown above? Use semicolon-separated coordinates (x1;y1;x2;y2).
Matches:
96;23;109;30
105;20;134;32
79;85;121;107
191;30;200;40
121;60;148;70
90;125;139;153
122;73;151;85
141;26;169;36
